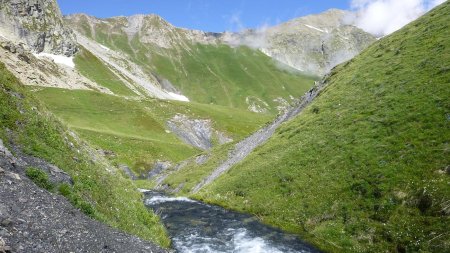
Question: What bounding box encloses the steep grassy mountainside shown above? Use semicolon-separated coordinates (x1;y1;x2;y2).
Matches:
33;87;272;174
191;3;450;252
0;62;170;247
66;14;319;113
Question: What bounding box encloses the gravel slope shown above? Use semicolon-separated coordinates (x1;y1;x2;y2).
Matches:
0;139;169;253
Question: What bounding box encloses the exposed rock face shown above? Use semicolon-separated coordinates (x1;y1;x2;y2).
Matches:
0;37;110;92
147;161;172;180
119;164;137;180
167;114;233;150
0;0;77;56
66;13;216;51
222;9;376;76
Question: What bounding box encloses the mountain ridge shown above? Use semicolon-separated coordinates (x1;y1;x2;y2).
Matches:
66;9;375;76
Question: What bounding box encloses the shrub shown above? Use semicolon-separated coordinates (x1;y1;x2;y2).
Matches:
25;167;54;191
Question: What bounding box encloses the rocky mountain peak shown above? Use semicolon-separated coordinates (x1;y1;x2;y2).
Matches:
0;0;77;56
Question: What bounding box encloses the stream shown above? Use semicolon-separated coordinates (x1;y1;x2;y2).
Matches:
144;191;321;253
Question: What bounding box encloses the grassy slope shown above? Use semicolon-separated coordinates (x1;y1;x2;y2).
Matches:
34;88;272;173
194;3;450;252
0;63;170;246
73;46;136;96
68;16;318;112
150;44;318;111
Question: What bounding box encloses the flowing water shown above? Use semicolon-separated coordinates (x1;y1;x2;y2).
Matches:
144;191;321;253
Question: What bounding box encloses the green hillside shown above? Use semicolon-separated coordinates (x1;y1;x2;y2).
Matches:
67;15;318;112
192;3;450;252
33;88;272;173
0;63;170;246
150;44;317;111
73;46;137;96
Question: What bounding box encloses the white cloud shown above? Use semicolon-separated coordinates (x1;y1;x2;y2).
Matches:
350;0;446;37
222;23;269;50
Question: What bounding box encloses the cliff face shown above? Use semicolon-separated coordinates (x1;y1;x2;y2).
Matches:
0;0;77;56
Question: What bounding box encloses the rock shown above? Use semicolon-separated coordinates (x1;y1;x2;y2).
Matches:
195;154;209;165
0;237;12;253
118;164;137;180
147;161;172;179
167;114;232;150
98;149;116;158
0;0;78;56
47;165;72;185
6;172;20;181
0;218;13;227
167;114;213;150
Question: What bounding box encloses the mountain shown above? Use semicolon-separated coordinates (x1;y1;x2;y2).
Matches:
65;12;374;111
0;0;417;251
64;13;317;112
223;9;376;76
165;2;450;252
0;0;77;56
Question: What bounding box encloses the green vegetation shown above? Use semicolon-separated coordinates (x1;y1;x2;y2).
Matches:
25;167;54;191
150;44;318;111
33;87;272;172
74;47;136;96
68;16;318;112
25;166;97;218
0;63;170;247
192;3;450;252
161;142;235;194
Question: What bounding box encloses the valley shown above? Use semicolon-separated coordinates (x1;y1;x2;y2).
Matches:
0;0;448;252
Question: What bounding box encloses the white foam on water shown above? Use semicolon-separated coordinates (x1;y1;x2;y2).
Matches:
145;195;196;205
168;92;190;102
172;227;300;253
34;52;75;68
232;228;286;253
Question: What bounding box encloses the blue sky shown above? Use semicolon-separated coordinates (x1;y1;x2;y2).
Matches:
57;0;350;32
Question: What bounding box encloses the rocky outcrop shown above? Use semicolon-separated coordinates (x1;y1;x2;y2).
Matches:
119;164;137;180
0;0;77;56
146;161;172;180
167;114;233;150
0;37;110;92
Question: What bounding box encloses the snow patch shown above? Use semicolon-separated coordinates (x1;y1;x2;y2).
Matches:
304;24;328;33
168;92;190;102
99;44;110;51
34;53;75;68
